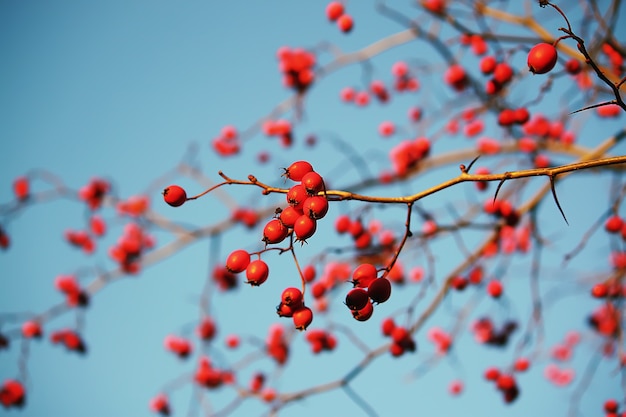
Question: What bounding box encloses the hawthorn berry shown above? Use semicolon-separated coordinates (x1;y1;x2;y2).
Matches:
368;277;392;303
302;196;329;220
292;306;313;330
287;184;309;210
301;171;325;195
262;219;289;244
527;43;558;74
345;288;369;311
352;300;374;321
487;280;503;298
337;14;353;33
279;206;303;228
225;249;251;273
283;161;314;182
281;287;304;308
162;185;187;207
246;259;269;286
13;176;29;201
325;1;344;21
294;215;317;241
352;263;378;288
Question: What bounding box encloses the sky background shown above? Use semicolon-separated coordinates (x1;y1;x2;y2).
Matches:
1;1;625;416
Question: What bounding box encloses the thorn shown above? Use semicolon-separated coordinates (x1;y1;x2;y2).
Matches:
549;175;569;225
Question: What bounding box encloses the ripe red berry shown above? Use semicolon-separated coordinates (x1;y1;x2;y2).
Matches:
604;399;619;413
283;161;314;182
281;287;304;308
292;306;313;330
13;176;29;201
246;260;269;286
279;206;303;228
345;288;369;310
352;263;378;288
302;196;329;220
294;215;317;241
381;317;396;336
527;43;558;74
487;280;503;298
325;1;344;21
301;171;325;195
605;215;624;233
337;14;353;33
368;277;392;303
263;219;289;244
493;62;514;84
287;184;309;211
163;185;187;207
225;249;251;273
352;300;374;321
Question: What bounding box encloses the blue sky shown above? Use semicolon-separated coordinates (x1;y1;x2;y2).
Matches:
1;1;625;416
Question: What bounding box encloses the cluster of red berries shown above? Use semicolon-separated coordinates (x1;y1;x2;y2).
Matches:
54;275;89;307
381;318;416;357
231;207;259;228
64;229;95;254
0;379;25;409
212;125;240;157
391;61;420;92
194;356;233;389
427;326;452;354
117;195;150;217
334;214;374;249
527;43;558;75
277;47;316;93
108;222;155;274
79;178;110;210
484;368;519;403
471;318;517;347
589;303;619;337
388;137;431;177
305;329;337;354
50;329;86;354
345;263;392;322
225;250;269;286
276;287;313;331
497;107;530;126
339;86;372;107
262;119;293;147
460;33;488;56
483;198;520;227
325;2;353;33
164;335;193;358
265;324;289;364
149;394;170;416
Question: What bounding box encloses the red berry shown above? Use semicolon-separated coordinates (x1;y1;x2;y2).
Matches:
591;283;608;298
527;43;558;74
163;185;187;207
381;317;396;336
301;171;325;195
487;280;503;298
352;263;378;288
302;196;329;219
493;62;514;84
564;59;582;75
279;206;303;228
283;161;314;182
226;249;251;273
22;320;42;338
293;306;313;330
294;215;317;241
605;215;624;233
352;300;374;321
335;214;351;234
263;219;289;244
514;357;530;372
13;176;29;201
337;14;353;33
325;1;344;21
345;288;369;310
368;277;392;303
287;184;309;211
604;399;619;413
246;260;269;286
480;55;497;74
281;287;304;308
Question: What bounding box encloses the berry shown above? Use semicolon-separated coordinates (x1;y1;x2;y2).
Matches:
226;250;251;273
325;1;344;21
487;280;503;298
381;317;396;336
281;287;304;308
528;43;558;74
293;306;313;330
352;263;378;288
279;206;303;228
287;184;309;210
13;176;29;201
368;277;392;303
246;260;269;286
162;185;187;207
263;219;289;244
345;288;369;310
352;300;374;321
337;14;353;33
294;215;317;241
605;215;624;233
301;171;325;195
283;161;314;182
302;196;329;219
